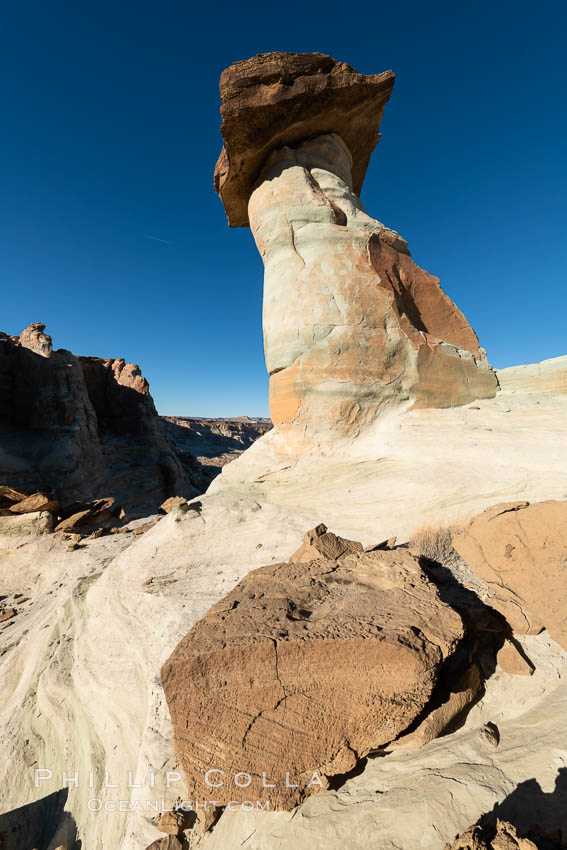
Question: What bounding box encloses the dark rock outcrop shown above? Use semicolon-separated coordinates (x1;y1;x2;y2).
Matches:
214;52;395;227
0;324;193;512
8;492;60;514
444;817;564;849
1;325;273;516
80;356;157;435
0;325;103;503
77;355;192;512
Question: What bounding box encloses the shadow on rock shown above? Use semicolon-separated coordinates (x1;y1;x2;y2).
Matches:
486;768;567;847
0;787;80;850
396;555;508;742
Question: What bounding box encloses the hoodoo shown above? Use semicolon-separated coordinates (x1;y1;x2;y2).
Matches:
215;53;497;439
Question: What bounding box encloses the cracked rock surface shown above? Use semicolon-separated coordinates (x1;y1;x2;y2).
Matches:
453;500;567;649
161;535;468;810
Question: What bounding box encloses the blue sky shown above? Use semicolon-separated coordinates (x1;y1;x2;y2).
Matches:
2;0;565;416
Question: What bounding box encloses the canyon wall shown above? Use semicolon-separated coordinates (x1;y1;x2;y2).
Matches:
0;324;192;511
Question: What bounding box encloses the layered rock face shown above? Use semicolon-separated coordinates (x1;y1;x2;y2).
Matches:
215;54;497;439
0;324;103;500
78;355;191;510
0;324;191;511
249;134;497;436
80;356;158;435
454;500;567;650
162;528;472;811
497;355;567;396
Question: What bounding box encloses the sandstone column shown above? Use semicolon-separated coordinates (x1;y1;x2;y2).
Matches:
215;52;497;440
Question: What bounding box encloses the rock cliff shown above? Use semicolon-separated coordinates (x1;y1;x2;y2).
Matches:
0;324;104;502
0;324;192;511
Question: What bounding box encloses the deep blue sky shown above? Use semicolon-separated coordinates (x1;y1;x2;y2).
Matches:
2;0;565;416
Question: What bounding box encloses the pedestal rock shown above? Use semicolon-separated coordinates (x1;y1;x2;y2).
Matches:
215;53;498;440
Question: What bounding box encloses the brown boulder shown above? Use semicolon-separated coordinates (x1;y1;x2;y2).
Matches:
156;810;190;834
9;492;60;514
0;486;29;508
162;540;466;810
54;497;116;534
160;496;188;514
453;501;567;648
214;52;395;227
288;523;363;562
444;818;541;849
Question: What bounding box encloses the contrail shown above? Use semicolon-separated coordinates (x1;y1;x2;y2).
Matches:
144;235;172;244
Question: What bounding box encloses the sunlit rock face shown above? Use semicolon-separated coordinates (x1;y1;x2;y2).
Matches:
248;133;497;440
214;52;497;440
